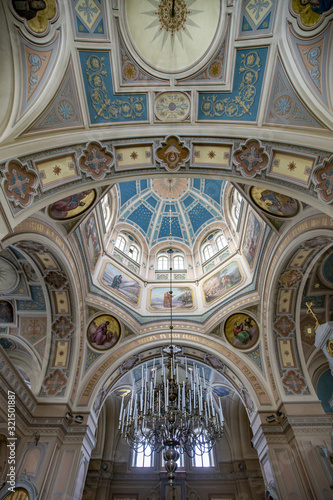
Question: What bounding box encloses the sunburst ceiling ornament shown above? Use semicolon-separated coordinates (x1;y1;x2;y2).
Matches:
125;0;221;73
152;178;188;199
145;0;200;51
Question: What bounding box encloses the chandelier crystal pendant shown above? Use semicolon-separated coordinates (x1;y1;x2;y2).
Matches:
118;180;224;488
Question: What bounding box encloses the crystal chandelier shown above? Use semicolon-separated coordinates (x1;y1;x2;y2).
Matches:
118;180;224;489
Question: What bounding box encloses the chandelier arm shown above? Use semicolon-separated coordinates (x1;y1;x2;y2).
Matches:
118;182;225;489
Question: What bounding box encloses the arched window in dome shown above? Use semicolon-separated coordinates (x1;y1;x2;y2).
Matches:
129;245;139;262
216;233;227;251
157;255;168;270
230;187;243;230
101;192;112;230
173;254;184;270
115;235;126;252
201;231;229;264
203;244;214;261
156;249;186;272
114;233;141;265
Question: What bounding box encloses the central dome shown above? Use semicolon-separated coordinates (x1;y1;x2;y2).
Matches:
152;178;188;199
116;178;225;248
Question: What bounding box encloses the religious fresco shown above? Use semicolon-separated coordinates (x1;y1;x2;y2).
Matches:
224;313;259;350
12;0;58;33
242;211;261;268
83;213;101;270
87;314;120;351
12;0;47;20
100;262;140;305
203;261;243;304
150;287;194;310
291;0;333;27
48;190;96;220
250;187;300;218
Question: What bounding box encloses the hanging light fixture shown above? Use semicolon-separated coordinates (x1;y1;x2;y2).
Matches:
118;180;224;489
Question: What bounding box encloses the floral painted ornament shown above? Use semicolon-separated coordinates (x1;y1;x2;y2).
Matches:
313;155;333;203
3;160;38;208
282;369;306;395
233;138;268;177
43;368;67;396
79;141;113;180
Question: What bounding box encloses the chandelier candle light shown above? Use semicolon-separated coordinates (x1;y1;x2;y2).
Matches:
119;348;224;485
119;184;224;489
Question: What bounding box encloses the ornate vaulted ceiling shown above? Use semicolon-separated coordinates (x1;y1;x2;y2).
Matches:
0;0;332;418
116;178;226;247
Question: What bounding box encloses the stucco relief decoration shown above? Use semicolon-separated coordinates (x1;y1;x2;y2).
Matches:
79;141;113;180
313;156;333;203
156;136;190;172
279;269;302;287
154;92;190;122
44;271;67;290
200;51;261;118
52;316;73;339
250;187;300;217
224;313;259;350
233;139;268;177
43;368;67;396
282;369;306;395
274;315;295;336
11;0;58;35
84;55;145;120
125;0;220;73
3;160;38;208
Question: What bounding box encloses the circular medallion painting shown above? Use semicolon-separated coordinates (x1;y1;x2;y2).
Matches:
87;314;121;351
250;187;300;218
48;190;96;220
224;313;259;350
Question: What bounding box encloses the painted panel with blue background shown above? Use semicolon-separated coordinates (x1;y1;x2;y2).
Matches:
198;47;268;122
71;0;108;39
79;51;147;125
